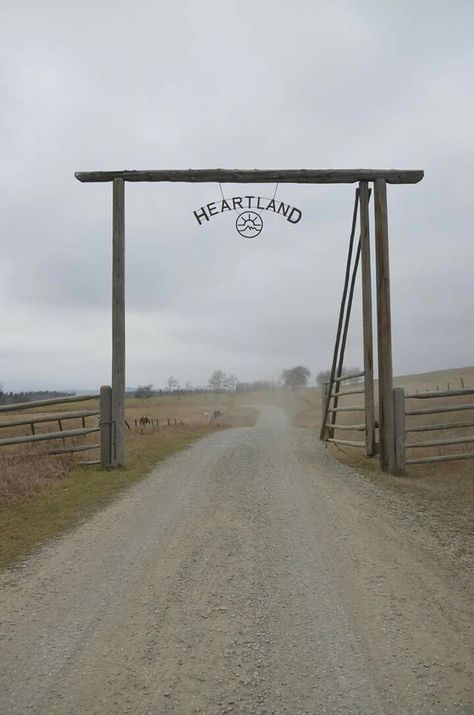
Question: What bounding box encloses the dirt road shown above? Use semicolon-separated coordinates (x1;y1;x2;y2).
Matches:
0;406;472;714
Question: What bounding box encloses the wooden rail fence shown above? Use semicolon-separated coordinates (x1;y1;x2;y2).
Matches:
0;386;113;468
321;371;374;451
393;387;474;472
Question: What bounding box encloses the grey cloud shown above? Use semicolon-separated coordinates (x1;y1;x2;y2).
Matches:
0;0;473;390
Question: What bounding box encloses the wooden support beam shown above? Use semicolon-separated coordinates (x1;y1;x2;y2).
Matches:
75;168;424;184
406;420;474;432
406;387;474;399
327;438;366;448
406;403;474;416
100;385;112;468
359;181;376;457
330;423;366;431
0;427;99;447
0;393;99;414
319;191;360;441
407;435;474;449
0;410;98;430
112;179;126;467
406;452;474;466
393;388;406;474
374;178;395;473
49;443;100;456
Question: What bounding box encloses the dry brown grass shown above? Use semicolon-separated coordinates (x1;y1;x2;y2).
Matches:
0;395;257;566
0;448;72;505
0;392;255;506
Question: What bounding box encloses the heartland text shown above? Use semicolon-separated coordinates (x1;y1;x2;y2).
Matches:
193;196;302;225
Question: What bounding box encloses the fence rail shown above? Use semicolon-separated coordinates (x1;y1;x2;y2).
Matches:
0;388;112;468
0;410;99;430
0;393;99;413
0;427;99;448
394;386;474;471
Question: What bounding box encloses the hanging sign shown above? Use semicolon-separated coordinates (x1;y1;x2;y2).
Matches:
192;195;302;238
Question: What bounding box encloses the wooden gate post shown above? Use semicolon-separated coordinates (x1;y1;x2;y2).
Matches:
100;385;112;467
359;181;375;456
112;178;125;467
374;178;395;472
393;387;406;474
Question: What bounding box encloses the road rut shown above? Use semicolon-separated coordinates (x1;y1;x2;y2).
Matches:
0;406;472;713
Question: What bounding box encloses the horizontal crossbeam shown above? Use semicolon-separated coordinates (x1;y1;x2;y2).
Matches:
74;169;424;185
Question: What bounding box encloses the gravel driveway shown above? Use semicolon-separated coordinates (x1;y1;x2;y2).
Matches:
0;406;472;714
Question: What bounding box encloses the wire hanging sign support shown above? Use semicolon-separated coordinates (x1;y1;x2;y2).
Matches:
196;180;299;237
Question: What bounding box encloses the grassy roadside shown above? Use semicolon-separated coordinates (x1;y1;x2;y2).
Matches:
0;426;215;568
0;397;257;568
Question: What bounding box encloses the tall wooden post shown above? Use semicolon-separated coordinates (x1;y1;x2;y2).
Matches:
112;179;125;467
374;178;395;472
359;182;375;457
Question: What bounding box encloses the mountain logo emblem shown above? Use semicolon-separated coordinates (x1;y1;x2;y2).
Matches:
235;211;263;238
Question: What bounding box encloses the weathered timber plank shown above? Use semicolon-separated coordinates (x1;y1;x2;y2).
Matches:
0;394;99;414
407;435;474;449
0;427;99;447
112;180;126;467
393;388;406;473
406;403;474;416
327;438;366;448
327;406;365;412
406;420;474;432
330;388;365;397
100;385;112;468
374;178;395;473
406;388;474;399
75;169;424;184
325;371;365;385
360;181;376;457
49;443;100;455
0;410;99;429
407;452;474;465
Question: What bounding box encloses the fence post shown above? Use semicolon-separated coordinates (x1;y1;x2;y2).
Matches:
359;181;376;457
374;178;395;473
100;385;112;468
112;178;126;467
321;384;327;441
393;387;406;474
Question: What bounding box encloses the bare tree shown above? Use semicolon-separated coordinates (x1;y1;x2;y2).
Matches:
209;370;227;392
167;376;179;392
225;374;238;391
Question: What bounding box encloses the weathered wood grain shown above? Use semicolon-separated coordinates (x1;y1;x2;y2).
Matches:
0;393;99;414
374;178;395;473
75;169;424;184
359;181;376;457
112;180;125;467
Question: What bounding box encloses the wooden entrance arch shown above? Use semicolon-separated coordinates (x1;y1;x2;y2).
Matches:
75;168;424;473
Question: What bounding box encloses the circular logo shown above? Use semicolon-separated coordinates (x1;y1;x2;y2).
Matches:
235;211;263;238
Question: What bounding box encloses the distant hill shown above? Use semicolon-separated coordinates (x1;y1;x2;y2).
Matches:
394;366;474;392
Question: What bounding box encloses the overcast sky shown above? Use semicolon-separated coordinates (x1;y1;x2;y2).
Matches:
1;0;473;391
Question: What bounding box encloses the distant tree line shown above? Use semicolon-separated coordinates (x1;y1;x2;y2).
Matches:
236;380;273;393
0;388;73;405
